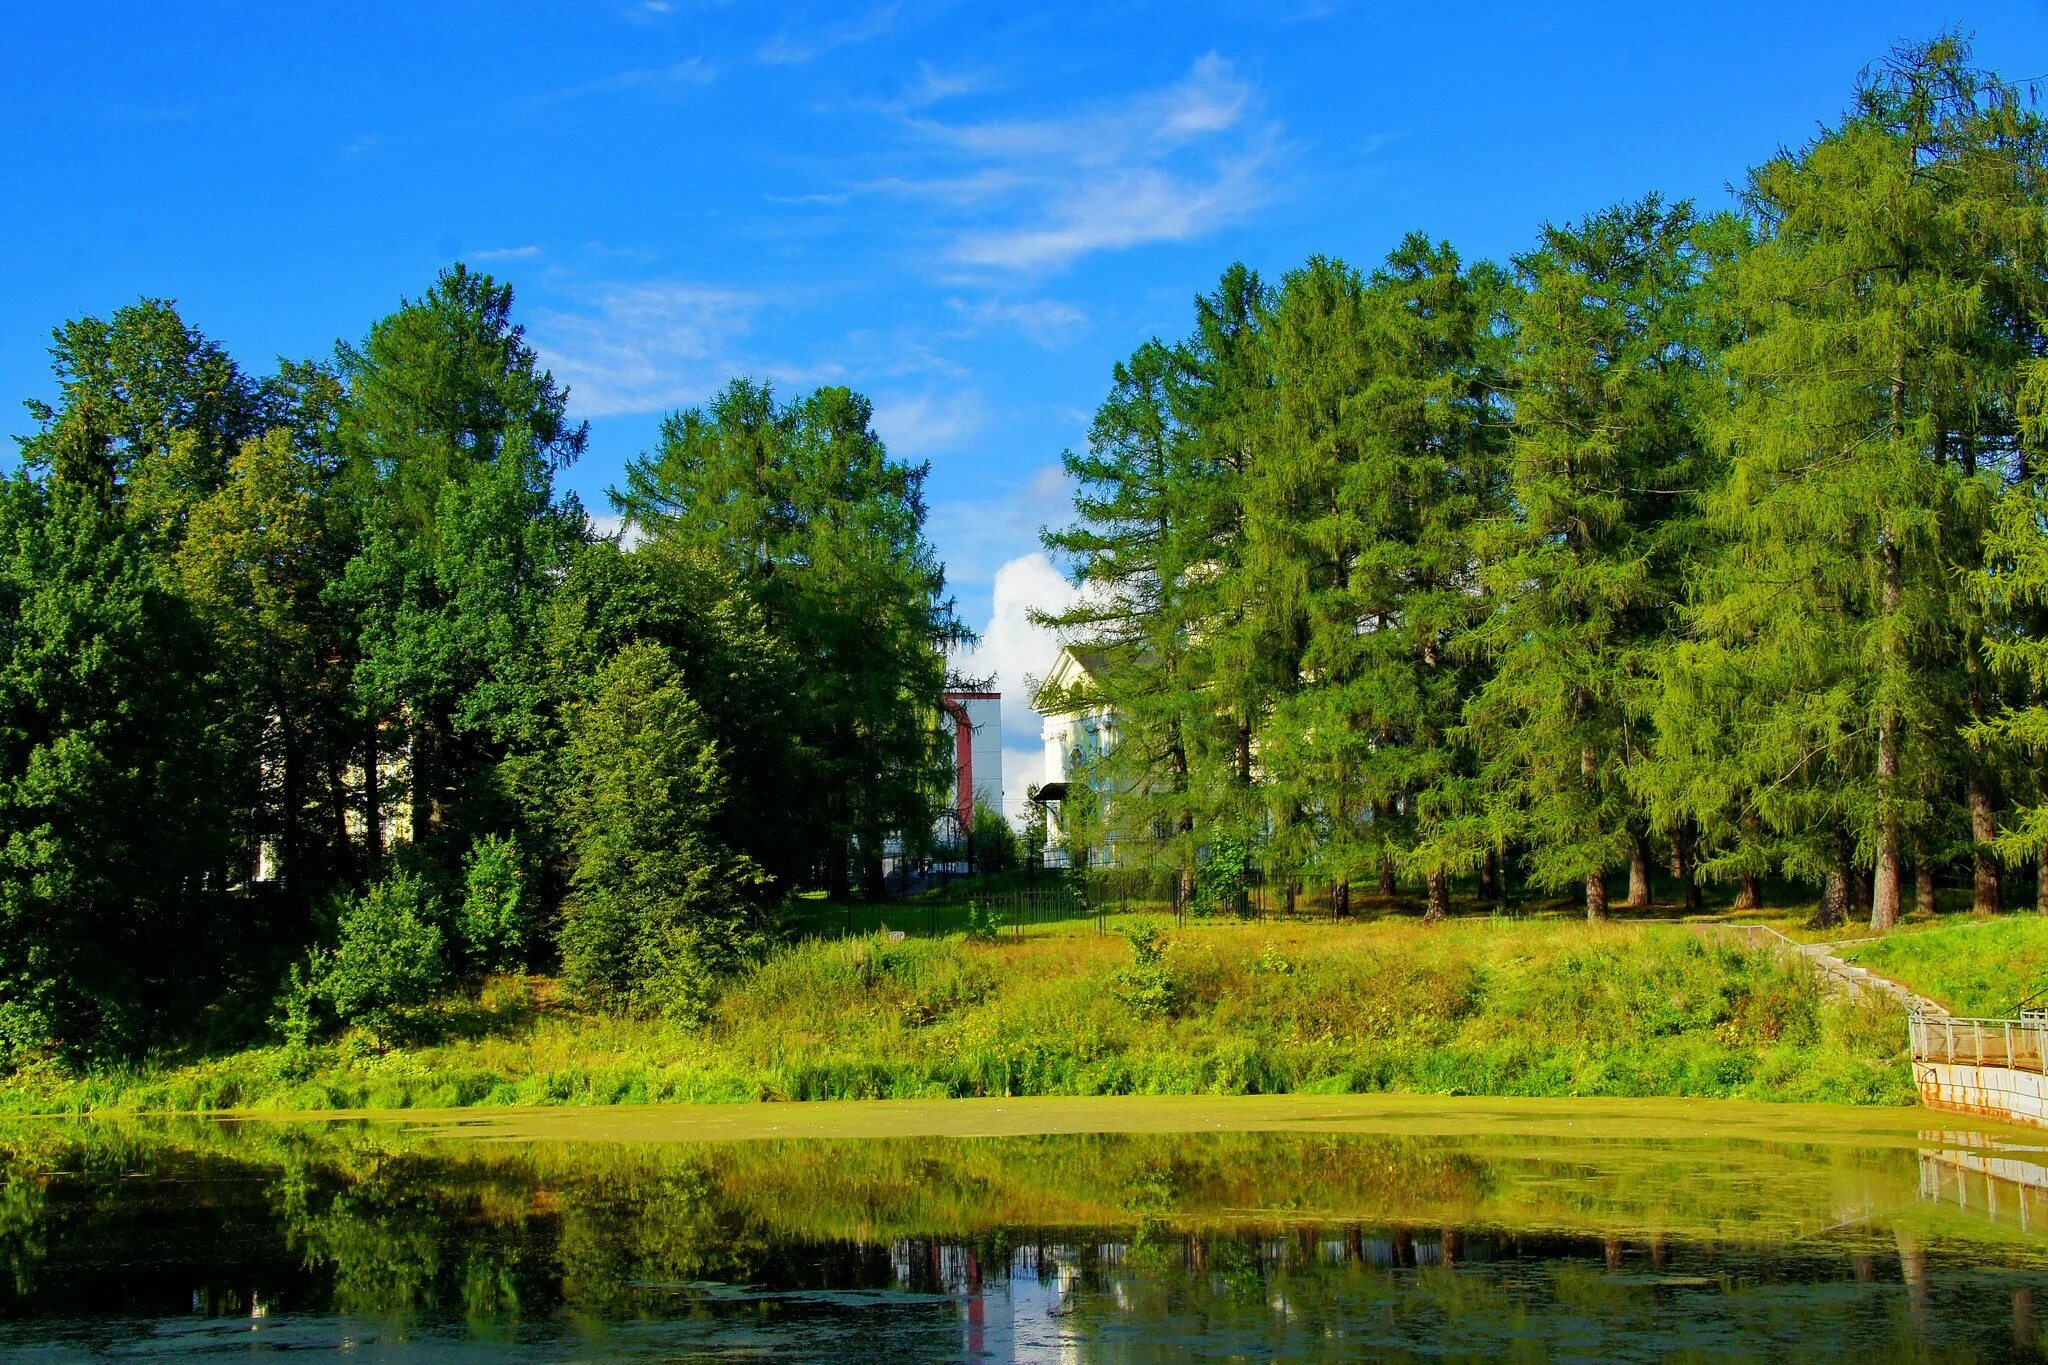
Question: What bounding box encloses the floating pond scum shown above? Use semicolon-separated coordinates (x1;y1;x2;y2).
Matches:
1;1102;2046;1359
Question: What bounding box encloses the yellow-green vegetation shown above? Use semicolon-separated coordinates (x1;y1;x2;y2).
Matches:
1842;914;2048;1016
0;918;1912;1114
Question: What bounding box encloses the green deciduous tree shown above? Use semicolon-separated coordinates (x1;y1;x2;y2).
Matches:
0;480;230;1061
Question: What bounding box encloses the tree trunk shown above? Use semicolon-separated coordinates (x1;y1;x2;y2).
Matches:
1870;542;1903;932
1424;869;1449;924
1627;832;1653;910
1816;866;1850;929
827;845;852;902
1734;874;1761;911
2038;859;2048;916
1333;878;1349;920
1970;774;2001;915
1283;881;1297;916
1479;849;1496;899
1673;828;1703;913
1378;850;1396;898
1586;869;1608;922
1916;860;1937;917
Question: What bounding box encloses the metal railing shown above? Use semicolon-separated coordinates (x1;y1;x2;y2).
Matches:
1911;1015;2048;1074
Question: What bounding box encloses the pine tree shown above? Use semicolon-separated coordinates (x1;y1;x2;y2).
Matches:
1037;340;1209;907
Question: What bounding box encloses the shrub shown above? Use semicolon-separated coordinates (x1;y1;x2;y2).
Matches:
965;900;1002;941
319;871;449;1040
1114;922;1181;1018
1195;838;1253;917
971;806;1020;874
460;834;532;971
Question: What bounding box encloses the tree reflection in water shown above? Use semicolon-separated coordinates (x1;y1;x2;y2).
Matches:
0;1120;2041;1359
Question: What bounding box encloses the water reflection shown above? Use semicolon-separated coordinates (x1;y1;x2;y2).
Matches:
0;1119;2041;1359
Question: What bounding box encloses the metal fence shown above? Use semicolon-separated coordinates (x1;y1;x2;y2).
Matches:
1911;1015;2048;1073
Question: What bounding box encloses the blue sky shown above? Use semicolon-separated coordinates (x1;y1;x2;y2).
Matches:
7;1;2047;803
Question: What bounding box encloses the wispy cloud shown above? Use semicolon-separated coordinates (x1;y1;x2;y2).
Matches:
873;54;1277;274
928;461;1075;591
759;3;901;65
902;61;986;109
949;296;1088;348
871;389;985;459
529;59;716;108
530;281;764;418
470;245;542;263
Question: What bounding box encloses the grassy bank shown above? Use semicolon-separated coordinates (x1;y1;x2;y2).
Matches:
1841;913;2048;1016
0;916;1914;1114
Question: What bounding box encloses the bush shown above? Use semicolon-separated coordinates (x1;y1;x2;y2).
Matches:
965;900;1002;941
460;834;532;971
319;871;449;1040
972;807;1020;874
1195;838;1253;917
1113;922;1181;1018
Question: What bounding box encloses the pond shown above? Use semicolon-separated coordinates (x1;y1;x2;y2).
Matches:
0;1096;2043;1361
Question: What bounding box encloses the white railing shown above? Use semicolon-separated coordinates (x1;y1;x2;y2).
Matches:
1910;1015;2048;1074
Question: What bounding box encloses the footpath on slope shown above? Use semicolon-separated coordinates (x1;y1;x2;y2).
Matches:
1702;923;1951;1018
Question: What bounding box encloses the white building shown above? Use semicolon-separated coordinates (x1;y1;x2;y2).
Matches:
1029;647;1113;855
940;689;1003;829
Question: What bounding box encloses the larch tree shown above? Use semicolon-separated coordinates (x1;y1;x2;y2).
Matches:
614;380;965;899
1687;37;2045;930
1459;197;1713;921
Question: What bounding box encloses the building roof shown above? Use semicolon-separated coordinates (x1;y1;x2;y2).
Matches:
1031;646;1111;715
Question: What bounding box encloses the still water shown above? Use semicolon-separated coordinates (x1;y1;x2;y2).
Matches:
0;1100;2043;1361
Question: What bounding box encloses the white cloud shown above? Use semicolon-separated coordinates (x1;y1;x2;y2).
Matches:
902;62;986;109
585;511;647;548
471;245;542;262
871;389;985;459
954;552;1080;799
927;460;1074;593
872;53;1276;274
530;281;762;418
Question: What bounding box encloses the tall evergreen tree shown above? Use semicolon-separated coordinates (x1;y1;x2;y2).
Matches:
1458;198;1713;920
333;264;586;860
615;380;965;898
1682;37;2046;930
1037;339;1208;905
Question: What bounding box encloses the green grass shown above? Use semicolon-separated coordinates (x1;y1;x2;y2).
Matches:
1841;912;2048;1016
0;915;1916;1114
